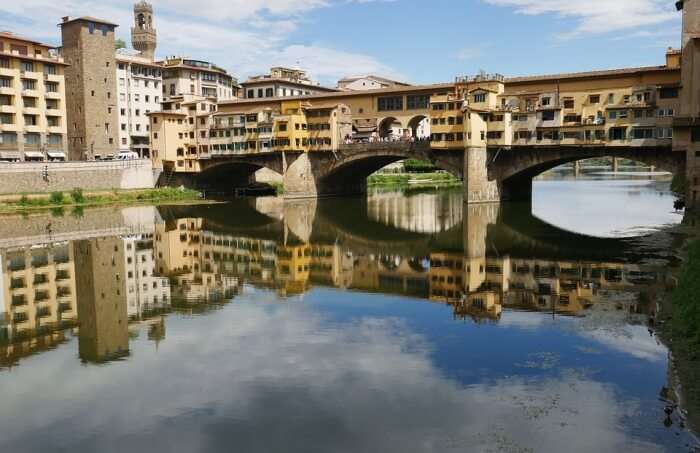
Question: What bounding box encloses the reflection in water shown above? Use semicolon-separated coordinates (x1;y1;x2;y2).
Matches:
0;181;696;452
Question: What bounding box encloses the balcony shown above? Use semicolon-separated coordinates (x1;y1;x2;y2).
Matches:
44;73;62;83
21;89;39;98
0;104;16;114
23;106;40;116
13;312;29;324
0;67;15;77
0;86;14;96
45;108;62;116
21;71;41;80
10;277;25;289
0;123;19;132
47;125;64;134
44;91;61;100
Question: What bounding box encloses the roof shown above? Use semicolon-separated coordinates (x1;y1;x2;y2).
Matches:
337;74;411;87
505;65;678;84
59;16;119;27
0;31;55;49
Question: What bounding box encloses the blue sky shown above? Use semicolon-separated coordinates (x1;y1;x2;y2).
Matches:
0;0;683;86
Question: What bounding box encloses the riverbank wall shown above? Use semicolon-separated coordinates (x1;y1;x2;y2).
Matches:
0;160;158;195
0;205;160;250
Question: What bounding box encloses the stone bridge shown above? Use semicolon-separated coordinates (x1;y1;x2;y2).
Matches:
165;142;685;203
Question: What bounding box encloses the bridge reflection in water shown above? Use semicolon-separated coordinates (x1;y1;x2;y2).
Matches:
0;192;677;369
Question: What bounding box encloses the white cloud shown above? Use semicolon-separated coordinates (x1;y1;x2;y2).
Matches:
0;297;664;452
0;0;399;85
483;0;680;36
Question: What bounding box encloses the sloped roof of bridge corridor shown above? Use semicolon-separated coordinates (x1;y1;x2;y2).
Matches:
218;64;681;113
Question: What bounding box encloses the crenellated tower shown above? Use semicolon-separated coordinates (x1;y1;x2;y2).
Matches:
131;1;156;61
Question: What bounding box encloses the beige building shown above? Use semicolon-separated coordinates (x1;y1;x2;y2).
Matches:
337;75;411;91
242;67;337;99
0;242;77;343
149;94;217;172
160;57;237;102
60;16;120;160
116;52;162;157
0;31;68;162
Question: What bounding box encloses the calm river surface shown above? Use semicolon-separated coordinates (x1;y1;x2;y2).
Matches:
0;175;697;453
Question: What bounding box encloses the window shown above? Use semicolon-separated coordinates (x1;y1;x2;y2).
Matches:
589;95;600;104
21;61;34;72
541;97;551;106
657;128;673;139
378;96;403;111
608;127;627;141
265;88;274;97
88;22;96;34
632;128;654;139
563;99;574;109
541;110;555;121
21;79;36;90
473;93;486;103
608;93;615;104
407;94;430;110
658;108;675;117
692;127;700;142
659;87;679;99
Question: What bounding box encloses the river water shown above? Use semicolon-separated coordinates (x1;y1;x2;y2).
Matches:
0;174;697;453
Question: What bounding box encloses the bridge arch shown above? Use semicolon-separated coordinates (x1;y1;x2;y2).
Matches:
174;155;287;192
378;117;404;139
407;115;430;139
312;143;464;196
490;147;686;201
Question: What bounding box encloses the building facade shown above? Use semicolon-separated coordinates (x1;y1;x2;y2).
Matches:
160;57;237;103
242;67;337;99
0;32;68;162
60;16;120;160
337;75;411;91
115;1;161;157
116;53;162;157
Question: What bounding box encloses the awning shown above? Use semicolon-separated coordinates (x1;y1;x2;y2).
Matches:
24;151;44;159
47;152;66;160
354;126;377;133
0;151;21;160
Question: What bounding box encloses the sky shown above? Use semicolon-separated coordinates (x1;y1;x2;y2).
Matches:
0;0;684;86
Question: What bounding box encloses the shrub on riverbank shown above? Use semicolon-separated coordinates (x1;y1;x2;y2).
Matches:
1;187;201;213
673;240;700;346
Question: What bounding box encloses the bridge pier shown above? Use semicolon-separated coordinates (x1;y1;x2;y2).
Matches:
464;147;501;204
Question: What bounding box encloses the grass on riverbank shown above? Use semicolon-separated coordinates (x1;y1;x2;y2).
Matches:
368;172;461;189
0;187;202;213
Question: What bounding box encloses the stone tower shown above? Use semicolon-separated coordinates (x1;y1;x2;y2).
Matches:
60;17;120;160
132;1;157;61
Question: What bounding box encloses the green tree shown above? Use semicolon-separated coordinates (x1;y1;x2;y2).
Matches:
115;39;127;50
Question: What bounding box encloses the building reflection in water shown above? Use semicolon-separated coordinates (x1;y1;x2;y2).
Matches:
0;195;669;369
0;233;176;368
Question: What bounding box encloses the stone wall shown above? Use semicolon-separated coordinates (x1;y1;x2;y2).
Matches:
0;205;158;249
0;160;156;195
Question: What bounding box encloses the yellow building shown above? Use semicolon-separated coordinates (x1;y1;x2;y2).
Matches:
272;100;309;152
276;243;311;295
306;104;352;151
0;31;68;162
0;243;77;341
149;95;217;172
